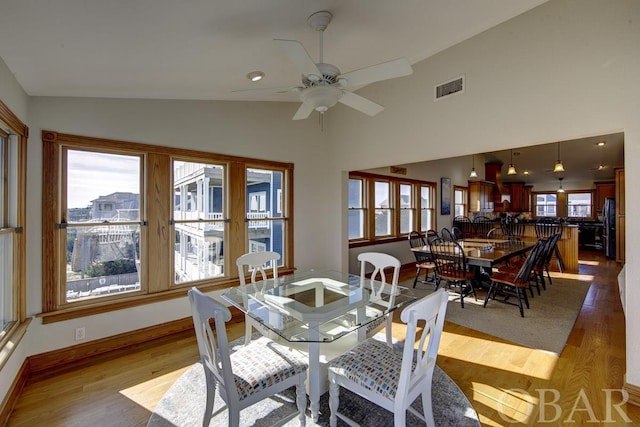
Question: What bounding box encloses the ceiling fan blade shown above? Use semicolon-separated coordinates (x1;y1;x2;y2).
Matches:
292;101;316;120
231;86;300;94
338;91;384;116
274;39;322;82
339;58;412;87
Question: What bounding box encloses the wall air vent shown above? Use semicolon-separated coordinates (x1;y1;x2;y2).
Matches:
434;76;464;101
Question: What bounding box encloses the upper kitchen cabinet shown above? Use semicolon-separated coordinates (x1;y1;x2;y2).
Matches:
505;182;532;212
468;180;494;213
595;181;615;214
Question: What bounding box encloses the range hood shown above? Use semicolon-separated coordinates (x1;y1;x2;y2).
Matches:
485;162;509;200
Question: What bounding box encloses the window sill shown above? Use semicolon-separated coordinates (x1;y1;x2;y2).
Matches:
0;318;32;371
38;268;296;324
349;236;407;248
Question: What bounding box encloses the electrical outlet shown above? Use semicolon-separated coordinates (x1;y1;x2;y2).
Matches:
75;327;86;341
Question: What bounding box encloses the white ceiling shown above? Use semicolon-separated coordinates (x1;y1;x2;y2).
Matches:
0;0;548;102
3;1;620;185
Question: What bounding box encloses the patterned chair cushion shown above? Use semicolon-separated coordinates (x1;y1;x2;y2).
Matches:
230;336;308;401
329;338;407;401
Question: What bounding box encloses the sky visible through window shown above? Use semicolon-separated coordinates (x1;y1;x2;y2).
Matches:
67;150;140;208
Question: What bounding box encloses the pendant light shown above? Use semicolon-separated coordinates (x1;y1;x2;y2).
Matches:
553;142;565;173
557;177;565;193
507;149;517;175
469;154;478;178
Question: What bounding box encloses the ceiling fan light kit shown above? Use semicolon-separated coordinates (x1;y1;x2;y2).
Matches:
235;10;412;120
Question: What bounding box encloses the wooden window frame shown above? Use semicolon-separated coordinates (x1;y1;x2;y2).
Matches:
397;181;415;236
453;185;468;218
0;99;29;370
349;171;435;245
41;130;294;323
533;191;560;218
347;177;367;242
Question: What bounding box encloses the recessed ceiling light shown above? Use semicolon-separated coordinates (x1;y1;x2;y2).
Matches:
597;141;606;147
598;164;606;170
246;71;265;82
523;170;530;175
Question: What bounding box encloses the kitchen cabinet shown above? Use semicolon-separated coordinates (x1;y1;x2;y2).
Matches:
468;181;493;213
505;183;531;212
595;181;615;214
615;168;624;263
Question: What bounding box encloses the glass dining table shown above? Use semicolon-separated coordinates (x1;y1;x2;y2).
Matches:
222;269;416;421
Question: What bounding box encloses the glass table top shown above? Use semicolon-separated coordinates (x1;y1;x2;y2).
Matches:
222;270;416;343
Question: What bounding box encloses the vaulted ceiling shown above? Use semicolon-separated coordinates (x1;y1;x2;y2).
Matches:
0;1;547;101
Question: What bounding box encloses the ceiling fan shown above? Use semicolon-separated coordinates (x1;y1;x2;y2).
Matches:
236;11;413;120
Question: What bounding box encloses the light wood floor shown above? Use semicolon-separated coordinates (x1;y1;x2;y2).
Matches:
7;251;640;426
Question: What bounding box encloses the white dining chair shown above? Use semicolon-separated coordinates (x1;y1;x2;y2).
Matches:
357;251;400;346
327;288;448;427
236;251;280;344
188;287;308;427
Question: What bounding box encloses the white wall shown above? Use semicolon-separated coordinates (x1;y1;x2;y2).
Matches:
329;0;640;386
0;56;28;122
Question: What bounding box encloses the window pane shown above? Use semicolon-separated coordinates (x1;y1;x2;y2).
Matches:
0;231;14;331
246;168;285;262
375;209;392;236
348;179;365;239
536;193;557;217
65;150;142;301
421;186;431;207
400;210;413;233
67;150;140;220
348;210;364;239
399;184;412;233
174;161;224;219
65;225;141;301
173;161;225;284
348;179;362;208
375;181;390;208
174;229;224;283
568;193;592;217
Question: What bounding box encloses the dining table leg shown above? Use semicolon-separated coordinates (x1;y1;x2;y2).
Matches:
308;323;321;421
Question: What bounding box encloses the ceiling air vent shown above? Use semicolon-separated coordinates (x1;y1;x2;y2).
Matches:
434;76;464;101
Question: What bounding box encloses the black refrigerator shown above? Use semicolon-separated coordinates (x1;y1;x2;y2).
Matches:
603;197;616;259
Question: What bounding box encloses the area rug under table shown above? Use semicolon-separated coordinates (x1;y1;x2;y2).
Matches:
408;275;591;354
147;344;479;427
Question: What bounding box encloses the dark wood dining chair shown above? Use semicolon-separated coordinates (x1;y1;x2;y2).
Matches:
533;232;562;287
484;238;546;317
535;220;565;272
429;237;476;308
453;216;474;238
408;231;436;288
440;227;455;241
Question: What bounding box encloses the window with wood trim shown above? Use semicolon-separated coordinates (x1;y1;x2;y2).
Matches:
349;172;435;243
534;192;558;217
0;100;28;367
567;191;593;218
41;131;294;322
348;177;366;240
420;183;436;233
454;186;468;218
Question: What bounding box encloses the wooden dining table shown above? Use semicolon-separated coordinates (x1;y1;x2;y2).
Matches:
411;238;537;269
